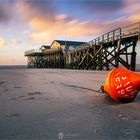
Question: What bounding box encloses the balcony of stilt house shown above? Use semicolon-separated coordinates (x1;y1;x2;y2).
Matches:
25;40;85;68
25;48;64;68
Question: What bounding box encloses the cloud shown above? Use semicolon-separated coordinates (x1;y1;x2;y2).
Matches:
9;39;22;47
120;0;140;23
27;17;102;44
15;0;140;45
0;0;14;23
27;19;95;44
101;0;140;29
1;38;23;48
22;30;31;35
15;1;102;44
0;6;11;22
16;0;56;22
0;38;5;48
69;0;124;15
26;0;56;16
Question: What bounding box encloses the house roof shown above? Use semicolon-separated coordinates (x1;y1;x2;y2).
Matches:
53;40;86;47
40;45;50;49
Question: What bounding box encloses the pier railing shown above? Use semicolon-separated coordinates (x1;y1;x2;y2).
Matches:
25;49;41;56
43;48;62;53
75;22;140;51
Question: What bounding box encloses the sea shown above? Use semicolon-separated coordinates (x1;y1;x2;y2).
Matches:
0;65;27;69
0;65;139;71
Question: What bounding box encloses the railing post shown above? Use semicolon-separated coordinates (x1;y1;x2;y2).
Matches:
130;40;137;71
92;41;93;48
113;30;114;42
115;28;121;68
119;27;121;39
107;33;109;42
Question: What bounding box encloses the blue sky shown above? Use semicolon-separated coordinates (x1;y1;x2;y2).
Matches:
0;0;140;65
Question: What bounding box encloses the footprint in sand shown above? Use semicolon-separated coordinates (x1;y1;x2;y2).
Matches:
7;112;20;118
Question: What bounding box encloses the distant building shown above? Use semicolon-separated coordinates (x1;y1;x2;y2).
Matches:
25;39;86;68
50;40;86;51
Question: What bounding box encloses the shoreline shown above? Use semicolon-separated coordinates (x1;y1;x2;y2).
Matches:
0;65;140;72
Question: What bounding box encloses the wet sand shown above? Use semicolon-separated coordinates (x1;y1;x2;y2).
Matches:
0;69;140;140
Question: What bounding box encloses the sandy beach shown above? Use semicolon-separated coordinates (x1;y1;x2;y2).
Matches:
0;68;140;140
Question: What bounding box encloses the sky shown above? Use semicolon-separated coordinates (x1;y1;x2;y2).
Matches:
0;0;140;65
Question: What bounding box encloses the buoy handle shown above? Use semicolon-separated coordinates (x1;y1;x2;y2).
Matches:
99;85;107;94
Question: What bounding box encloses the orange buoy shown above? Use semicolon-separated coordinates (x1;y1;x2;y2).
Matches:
103;67;140;103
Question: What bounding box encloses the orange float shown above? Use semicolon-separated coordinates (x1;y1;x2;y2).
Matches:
102;67;140;103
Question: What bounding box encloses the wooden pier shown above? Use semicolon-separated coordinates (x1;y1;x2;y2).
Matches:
25;22;140;71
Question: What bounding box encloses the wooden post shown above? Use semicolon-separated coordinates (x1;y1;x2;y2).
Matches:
115;28;121;67
115;40;120;67
130;40;137;71
113;30;115;42
98;37;99;45
107;33;109;43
